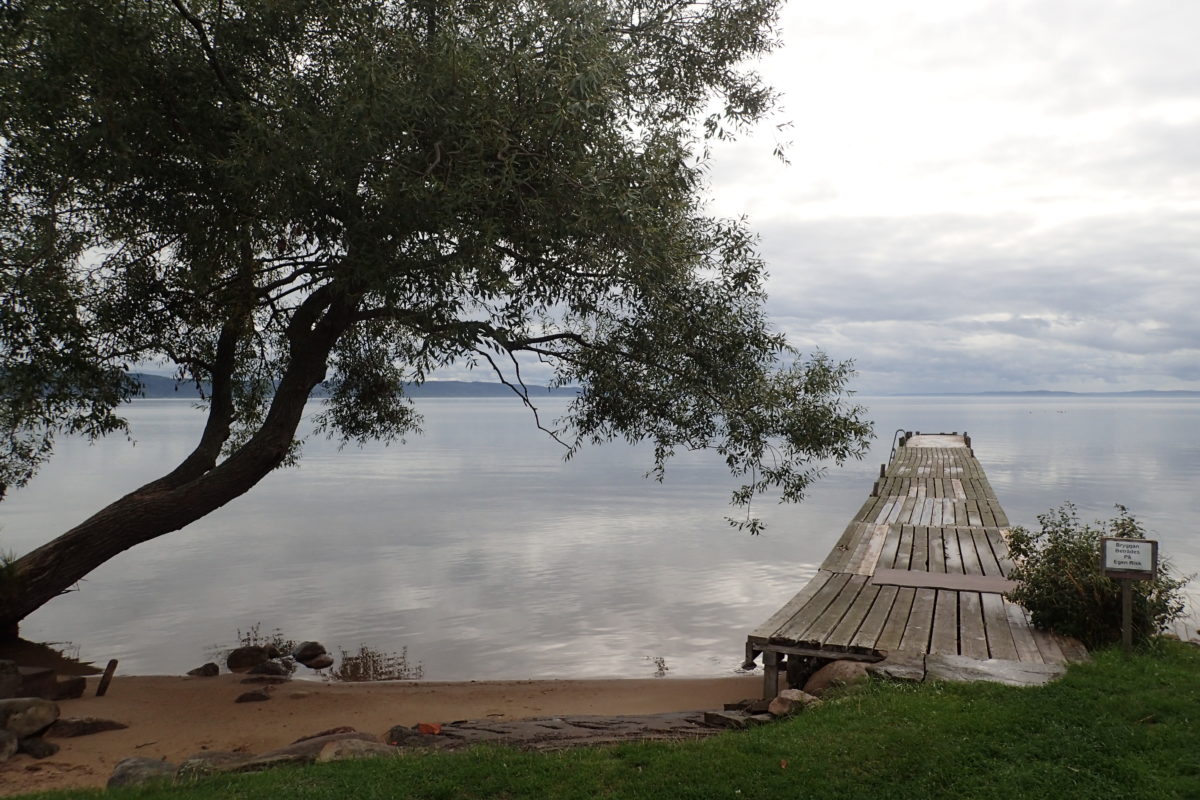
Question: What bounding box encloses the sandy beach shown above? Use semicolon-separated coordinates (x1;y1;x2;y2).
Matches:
1;673;760;796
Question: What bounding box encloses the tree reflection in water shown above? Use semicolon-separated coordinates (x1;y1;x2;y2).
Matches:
212;624;423;682
329;645;423;682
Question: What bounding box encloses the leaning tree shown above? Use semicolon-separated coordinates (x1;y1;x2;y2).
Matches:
0;0;871;634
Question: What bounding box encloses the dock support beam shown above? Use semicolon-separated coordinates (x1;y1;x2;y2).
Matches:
762;651;780;699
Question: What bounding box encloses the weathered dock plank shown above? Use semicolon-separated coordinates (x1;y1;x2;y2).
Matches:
743;431;1086;698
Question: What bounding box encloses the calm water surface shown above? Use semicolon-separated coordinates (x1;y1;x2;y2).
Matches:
4;396;1198;678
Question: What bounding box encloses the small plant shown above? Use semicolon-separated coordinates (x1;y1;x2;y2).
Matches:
0;546;20;606
329;644;423;682
234;623;298;655
1006;503;1190;649
645;655;669;677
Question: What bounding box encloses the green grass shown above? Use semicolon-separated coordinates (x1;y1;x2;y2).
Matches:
19;641;1200;800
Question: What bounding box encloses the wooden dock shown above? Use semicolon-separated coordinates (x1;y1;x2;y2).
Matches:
745;432;1087;697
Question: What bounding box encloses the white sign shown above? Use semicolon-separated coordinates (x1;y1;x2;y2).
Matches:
1102;538;1157;578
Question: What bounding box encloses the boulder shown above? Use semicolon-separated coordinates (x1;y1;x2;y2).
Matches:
247;660;290;676
0;729;16;763
803;660;870;697
226;646;273;672
315;738;398;763
765;695;794;717
187;663;220;677
18;736;60;758
385;725;441;747
782;688;822;706
107;756;177;789
767;689;821;717
292;641;327;664
176;751;254;778
229;752;311;772
302;654;335;670
0;661;19;700
0;697;60;738
46;716;129;738
235;690;271;703
234;731;379;770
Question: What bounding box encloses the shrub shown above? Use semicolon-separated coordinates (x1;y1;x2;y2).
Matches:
1006;503;1190;649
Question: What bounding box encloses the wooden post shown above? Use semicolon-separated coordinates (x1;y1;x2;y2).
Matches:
762;651;780;700
96;659;118;697
1121;579;1133;655
1101;537;1157;655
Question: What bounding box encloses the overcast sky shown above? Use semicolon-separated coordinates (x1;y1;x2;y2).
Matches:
705;0;1200;394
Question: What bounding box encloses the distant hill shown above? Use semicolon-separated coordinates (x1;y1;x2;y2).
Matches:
131;373;576;399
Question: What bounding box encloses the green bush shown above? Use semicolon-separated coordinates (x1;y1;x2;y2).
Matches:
1006;504;1190;648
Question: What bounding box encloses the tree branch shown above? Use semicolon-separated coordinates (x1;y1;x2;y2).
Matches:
169;0;241;101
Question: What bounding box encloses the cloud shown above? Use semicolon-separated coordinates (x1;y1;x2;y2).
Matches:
757;213;1200;392
695;0;1200;393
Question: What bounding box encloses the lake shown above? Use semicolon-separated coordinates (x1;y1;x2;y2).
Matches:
3;395;1198;679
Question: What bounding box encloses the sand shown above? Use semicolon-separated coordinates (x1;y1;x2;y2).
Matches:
1;673;760;796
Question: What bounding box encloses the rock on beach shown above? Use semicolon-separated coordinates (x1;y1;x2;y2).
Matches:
0;697;60;738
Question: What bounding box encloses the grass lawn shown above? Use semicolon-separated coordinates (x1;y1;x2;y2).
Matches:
19;641;1200;800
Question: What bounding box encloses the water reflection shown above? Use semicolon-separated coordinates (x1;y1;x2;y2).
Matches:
4;396;1199;677
329;644;423;682
209;623;422;682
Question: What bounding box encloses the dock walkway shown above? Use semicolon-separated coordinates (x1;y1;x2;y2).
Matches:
745;432;1086;697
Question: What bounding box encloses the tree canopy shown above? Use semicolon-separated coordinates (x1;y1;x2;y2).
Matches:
0;0;871;632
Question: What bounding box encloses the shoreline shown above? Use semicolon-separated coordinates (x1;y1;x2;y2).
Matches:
1;673;760;796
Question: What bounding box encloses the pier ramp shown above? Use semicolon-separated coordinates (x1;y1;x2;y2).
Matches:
745;432;1086;697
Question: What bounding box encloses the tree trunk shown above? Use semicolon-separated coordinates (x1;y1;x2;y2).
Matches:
0;296;352;636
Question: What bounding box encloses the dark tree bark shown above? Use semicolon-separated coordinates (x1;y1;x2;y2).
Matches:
0;293;354;636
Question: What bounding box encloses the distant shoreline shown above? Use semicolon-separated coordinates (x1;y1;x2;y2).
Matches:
129;373;1199;401
131;374;578;399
